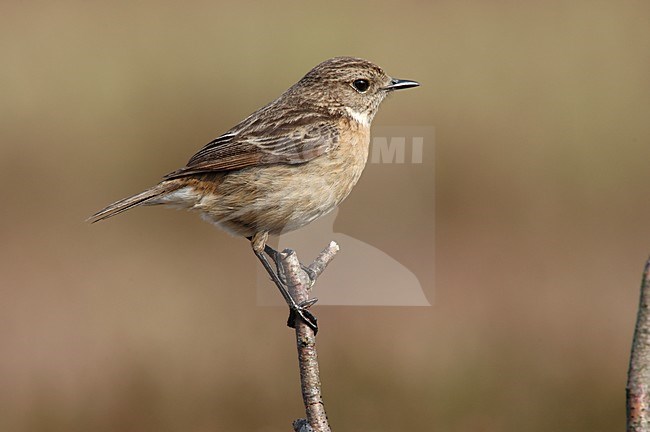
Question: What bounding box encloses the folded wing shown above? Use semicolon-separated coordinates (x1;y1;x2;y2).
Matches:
164;117;339;180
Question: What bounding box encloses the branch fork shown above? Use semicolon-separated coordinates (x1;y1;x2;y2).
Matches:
277;241;339;432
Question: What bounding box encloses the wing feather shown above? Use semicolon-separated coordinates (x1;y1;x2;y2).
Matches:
163;116;338;180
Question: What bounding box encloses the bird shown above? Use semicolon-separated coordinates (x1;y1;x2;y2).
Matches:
88;56;419;332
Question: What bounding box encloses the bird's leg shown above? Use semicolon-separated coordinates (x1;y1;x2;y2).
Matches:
261;244;288;285
262;243;318;286
250;233;318;332
246;235;318;286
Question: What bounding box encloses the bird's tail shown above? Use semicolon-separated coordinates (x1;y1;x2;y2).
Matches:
86;182;182;223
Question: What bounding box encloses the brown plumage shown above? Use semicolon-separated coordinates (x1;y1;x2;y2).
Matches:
88;57;419;330
89;57;419;249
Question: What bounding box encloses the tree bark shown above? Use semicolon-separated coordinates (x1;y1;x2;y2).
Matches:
627;257;650;431
279;242;339;432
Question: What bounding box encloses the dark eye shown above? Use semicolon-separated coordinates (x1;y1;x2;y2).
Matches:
352;79;370;93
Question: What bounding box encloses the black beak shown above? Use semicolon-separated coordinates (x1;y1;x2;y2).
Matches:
382;78;420;91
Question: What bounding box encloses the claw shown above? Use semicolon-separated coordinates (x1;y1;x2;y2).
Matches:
288;306;319;334
300;298;319;309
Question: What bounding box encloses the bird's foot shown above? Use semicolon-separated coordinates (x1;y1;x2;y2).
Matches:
252;243;319;334
287;298;319;333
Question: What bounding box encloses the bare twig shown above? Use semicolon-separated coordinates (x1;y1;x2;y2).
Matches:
307;241;340;281
279;242;339;432
627;257;650;431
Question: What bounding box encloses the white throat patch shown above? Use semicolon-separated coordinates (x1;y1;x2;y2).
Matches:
344;107;370;128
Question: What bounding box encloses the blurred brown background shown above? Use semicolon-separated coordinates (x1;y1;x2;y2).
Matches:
1;1;649;431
